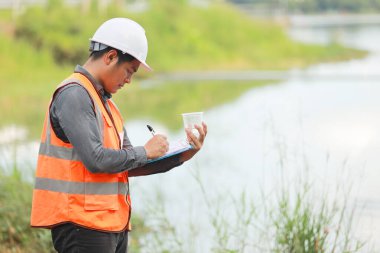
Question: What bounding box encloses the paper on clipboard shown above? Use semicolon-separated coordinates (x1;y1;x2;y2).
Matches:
147;139;192;163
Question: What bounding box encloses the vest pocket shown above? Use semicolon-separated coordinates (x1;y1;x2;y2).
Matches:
84;193;119;211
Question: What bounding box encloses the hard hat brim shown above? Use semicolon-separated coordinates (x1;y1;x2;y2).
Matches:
139;61;152;72
90;38;152;72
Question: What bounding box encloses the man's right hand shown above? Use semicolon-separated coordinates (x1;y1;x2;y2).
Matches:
144;134;169;159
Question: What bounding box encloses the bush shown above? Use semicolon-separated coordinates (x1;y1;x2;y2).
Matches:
270;183;364;253
15;5;93;65
0;169;53;253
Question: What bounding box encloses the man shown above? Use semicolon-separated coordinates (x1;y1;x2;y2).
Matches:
30;18;207;253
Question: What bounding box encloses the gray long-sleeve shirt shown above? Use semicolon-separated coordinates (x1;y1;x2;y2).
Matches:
49;65;148;174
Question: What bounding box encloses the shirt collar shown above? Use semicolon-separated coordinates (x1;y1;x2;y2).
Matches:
74;65;112;100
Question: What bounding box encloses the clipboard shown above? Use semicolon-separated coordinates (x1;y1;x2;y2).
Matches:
128;139;193;177
147;139;192;163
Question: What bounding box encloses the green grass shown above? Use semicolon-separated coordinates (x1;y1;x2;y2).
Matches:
0;33;72;138
133;3;365;71
270;184;363;253
12;1;365;71
0;168;54;253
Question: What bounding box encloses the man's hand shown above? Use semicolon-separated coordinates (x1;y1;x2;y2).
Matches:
144;134;169;159
181;122;208;162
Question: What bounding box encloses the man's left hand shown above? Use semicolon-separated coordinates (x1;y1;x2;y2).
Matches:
180;122;208;162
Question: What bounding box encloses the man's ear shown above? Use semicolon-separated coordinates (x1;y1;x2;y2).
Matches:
104;49;118;65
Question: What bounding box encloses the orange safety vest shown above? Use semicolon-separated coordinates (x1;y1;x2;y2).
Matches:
30;72;131;232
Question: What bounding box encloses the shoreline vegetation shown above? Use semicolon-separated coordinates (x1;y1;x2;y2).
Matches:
0;152;367;252
0;0;367;138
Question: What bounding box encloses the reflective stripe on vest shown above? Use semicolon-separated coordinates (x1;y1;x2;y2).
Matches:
35;177;129;195
39;142;80;161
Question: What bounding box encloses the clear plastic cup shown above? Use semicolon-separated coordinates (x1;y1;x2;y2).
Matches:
182;112;203;137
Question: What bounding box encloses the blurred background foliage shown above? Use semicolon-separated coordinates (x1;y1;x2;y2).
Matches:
13;0;363;71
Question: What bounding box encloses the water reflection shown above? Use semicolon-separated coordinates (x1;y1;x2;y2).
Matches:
0;125;38;181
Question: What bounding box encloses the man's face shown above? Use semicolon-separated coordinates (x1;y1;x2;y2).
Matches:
102;57;141;94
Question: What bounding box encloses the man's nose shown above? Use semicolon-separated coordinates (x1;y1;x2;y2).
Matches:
124;76;131;84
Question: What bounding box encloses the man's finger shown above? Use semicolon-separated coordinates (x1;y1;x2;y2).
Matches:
202;122;208;136
185;129;200;149
194;124;206;144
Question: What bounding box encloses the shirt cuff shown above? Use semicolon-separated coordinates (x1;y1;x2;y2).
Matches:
133;146;148;167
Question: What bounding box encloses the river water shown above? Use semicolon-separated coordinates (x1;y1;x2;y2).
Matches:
1;21;379;252
126;24;380;251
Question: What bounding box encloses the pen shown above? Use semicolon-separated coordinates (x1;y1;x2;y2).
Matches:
147;125;156;136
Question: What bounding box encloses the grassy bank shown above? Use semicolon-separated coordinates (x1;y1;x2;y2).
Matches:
0;1;367;138
0;34;72;138
11;1;366;71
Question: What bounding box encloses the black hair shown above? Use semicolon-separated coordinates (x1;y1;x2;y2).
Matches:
89;47;136;64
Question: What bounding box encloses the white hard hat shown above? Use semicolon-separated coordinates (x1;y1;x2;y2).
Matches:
90;18;151;71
